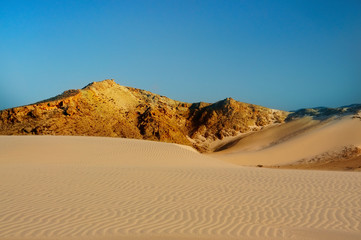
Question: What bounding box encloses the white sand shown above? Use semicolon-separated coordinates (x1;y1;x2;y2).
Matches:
212;116;361;166
1;135;361;240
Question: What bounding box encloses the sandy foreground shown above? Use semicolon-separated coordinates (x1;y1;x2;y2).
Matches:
1;135;361;240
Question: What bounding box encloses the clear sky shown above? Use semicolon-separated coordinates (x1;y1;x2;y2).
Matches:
1;0;360;111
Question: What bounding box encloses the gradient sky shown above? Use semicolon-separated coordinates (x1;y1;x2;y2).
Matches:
1;0;360;111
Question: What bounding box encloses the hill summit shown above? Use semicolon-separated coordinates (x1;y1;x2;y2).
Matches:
0;79;288;151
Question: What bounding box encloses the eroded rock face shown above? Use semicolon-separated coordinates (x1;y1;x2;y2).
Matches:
0;79;289;152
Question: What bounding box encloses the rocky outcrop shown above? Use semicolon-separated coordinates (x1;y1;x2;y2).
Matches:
286;104;361;121
187;98;287;151
0;79;289;152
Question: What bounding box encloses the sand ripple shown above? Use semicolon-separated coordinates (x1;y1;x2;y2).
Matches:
1;166;361;239
0;136;361;240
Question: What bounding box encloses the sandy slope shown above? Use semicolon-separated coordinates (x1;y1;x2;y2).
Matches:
212;116;361;168
1;136;361;240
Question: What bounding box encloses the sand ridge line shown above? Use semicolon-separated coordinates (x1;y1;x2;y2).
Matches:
212;116;361;167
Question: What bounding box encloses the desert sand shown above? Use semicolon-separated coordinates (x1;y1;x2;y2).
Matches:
1;135;361;240
212;116;361;170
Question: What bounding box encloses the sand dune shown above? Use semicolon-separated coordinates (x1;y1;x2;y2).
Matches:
1;135;361;240
212;116;361;168
0;135;227;168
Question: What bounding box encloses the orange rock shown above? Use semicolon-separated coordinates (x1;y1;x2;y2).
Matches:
0;79;289;151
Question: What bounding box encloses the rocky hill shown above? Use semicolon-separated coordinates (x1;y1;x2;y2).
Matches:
286;104;361;121
0;79;288;152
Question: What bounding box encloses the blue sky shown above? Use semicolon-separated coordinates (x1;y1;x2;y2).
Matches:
1;0;360;111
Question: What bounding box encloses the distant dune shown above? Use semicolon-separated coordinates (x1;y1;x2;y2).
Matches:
1;135;361;240
212;115;361;171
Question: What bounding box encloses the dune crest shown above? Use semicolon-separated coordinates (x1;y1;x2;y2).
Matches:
212;116;361;170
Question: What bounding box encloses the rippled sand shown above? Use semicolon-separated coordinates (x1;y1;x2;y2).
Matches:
1;136;360;240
